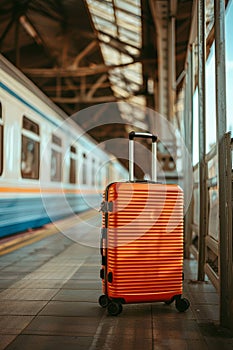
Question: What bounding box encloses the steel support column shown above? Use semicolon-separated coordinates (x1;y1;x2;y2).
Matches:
149;0;169;118
168;0;177;122
197;0;208;281
184;47;194;163
184;47;194;258
214;0;233;330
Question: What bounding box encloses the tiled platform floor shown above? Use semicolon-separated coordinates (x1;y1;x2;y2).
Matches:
0;214;233;350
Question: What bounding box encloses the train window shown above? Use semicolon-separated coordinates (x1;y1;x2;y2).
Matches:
82;153;87;184
98;162;102;187
0;102;3;176
91;159;95;186
51;134;62;182
69;145;76;184
21;116;40;179
52;134;62;146
23;116;39;135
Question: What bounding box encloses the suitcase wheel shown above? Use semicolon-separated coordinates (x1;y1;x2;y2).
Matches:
98;295;109;308
175;297;190;312
107;301;123;316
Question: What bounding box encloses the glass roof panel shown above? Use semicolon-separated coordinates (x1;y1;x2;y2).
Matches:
116;9;141;28
118;28;141;47
123;65;143;85
118;20;141;38
115;0;141;16
87;2;114;22
111;85;130;98
99;44;121;65
87;1;113;12
124;45;140;56
93;16;117;35
98;27;117;38
86;0;146;110
129;95;146;107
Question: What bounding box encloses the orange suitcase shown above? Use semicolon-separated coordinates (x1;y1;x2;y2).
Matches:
99;131;190;316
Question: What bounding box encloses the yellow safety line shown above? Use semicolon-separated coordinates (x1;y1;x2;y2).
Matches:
0;187;101;194
0;209;99;256
0;229;59;256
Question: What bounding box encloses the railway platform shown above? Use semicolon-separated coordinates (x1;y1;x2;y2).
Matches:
0;210;233;350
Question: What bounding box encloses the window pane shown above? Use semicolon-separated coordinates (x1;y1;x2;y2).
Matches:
52;134;62;146
92;159;95;186
0;125;3;176
82;153;87;185
69;146;77;184
226;1;233;133
98;162;102;187
70;145;76;154
21;136;40;179
205;44;216;152
70;158;76;184
0;102;3;175
23;116;39;135
51;150;62;182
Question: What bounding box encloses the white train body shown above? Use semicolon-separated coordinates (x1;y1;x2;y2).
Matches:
0;55;128;238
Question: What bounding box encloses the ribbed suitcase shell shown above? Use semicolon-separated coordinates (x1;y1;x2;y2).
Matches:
101;181;184;304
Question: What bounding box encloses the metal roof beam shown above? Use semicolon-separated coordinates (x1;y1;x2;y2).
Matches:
72;40;98;68
86;73;108;98
43;81;111;92
51;95;117;103
22;58;154;77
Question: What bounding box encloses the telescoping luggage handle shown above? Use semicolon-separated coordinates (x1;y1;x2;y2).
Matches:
128;131;158;182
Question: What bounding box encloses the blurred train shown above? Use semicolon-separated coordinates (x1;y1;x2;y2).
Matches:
0;54;128;239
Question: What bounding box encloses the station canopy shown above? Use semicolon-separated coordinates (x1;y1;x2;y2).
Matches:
0;0;193;144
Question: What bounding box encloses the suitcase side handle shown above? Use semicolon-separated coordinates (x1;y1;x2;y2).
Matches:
128;131;158;182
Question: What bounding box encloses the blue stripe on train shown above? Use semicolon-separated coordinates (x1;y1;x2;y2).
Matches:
0;194;101;238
